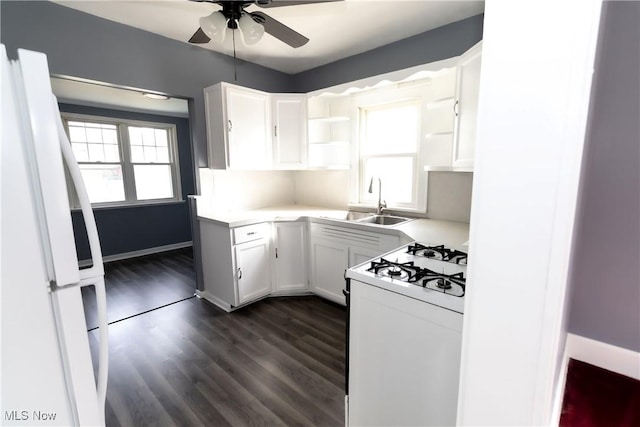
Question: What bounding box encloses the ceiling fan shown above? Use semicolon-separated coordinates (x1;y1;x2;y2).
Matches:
188;0;343;48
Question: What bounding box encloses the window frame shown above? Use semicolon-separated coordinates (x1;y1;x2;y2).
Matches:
61;112;182;209
350;84;430;213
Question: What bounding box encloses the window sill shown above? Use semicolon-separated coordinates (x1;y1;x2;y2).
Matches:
71;199;187;212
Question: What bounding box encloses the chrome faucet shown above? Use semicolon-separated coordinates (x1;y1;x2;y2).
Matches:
368;177;387;215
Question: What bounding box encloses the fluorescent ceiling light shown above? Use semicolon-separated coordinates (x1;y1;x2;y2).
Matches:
142;93;169;100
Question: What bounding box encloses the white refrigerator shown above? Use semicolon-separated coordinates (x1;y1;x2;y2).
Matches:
1;45;109;426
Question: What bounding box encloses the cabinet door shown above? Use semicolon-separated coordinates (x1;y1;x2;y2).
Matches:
272;95;307;170
235;238;271;305
226;85;271;169
452;42;482;168
310;237;348;305
348;245;383;268
273;222;308;293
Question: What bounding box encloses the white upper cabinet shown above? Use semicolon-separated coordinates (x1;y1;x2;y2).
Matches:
452;42;482;169
272;94;307;170
204;82;272;169
423;69;458;168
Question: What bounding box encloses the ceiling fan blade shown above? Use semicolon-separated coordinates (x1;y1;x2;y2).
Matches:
251;11;309;48
189;27;211;44
256;0;343;8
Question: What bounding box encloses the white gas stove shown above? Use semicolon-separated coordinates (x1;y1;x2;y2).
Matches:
345;242;468;314
344;242;468;426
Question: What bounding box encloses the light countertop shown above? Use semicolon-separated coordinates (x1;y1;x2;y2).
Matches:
197;203;469;249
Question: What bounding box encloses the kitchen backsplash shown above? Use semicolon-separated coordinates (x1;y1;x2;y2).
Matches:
198;168;472;223
426;171;473;223
293;170;350;209
198;168;295;211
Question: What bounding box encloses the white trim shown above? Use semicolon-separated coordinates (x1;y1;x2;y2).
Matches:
566;333;640;381
198;290;233;312
78;241;192;267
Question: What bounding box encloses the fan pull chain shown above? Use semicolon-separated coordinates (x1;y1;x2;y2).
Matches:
232;28;238;82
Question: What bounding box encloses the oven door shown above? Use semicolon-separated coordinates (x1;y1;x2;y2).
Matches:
347;278;463;426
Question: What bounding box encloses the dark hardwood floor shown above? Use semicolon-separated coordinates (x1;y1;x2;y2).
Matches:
560;358;640;427
85;250;347;427
82;248;196;330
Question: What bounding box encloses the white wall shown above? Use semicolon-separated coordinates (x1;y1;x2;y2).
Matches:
457;0;603;425
567;0;640;353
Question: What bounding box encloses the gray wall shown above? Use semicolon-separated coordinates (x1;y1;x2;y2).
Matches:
292;14;484;92
59;103;195;260
0;0;293;171
567;1;640;352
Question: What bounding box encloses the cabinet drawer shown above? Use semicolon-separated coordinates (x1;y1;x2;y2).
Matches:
233;223;270;245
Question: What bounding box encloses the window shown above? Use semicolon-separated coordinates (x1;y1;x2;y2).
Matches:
62;114;181;206
358;100;422;210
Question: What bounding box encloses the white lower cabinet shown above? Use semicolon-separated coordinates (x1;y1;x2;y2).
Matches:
310;237;349;304
235;238;271;305
348;246;383;268
273;221;308;293
199;220;271;311
309;222;402;305
200;218;405;310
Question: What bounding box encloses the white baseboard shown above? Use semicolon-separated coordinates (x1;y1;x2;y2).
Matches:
79;241;192;267
566;333;640;380
198;290;233;313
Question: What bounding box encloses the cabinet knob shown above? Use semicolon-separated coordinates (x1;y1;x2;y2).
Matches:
274;125;278;137
454;100;459;117
237;267;242;279
228;119;233;132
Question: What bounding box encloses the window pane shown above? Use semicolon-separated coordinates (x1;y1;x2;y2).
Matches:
130;145;144;163
79;164;125;203
86;127;102;143
71;142;89;162
364;157;414;204
155;129;168;147
142;128;156;146
133;165;174;200
88;143;105;162
128;126;171;163
143;146;157;163
364;103;419;155
66;121;120;162
128;127;143;145
156;147;169;163
104;144;120;162
102;128;118;145
69;126;86;143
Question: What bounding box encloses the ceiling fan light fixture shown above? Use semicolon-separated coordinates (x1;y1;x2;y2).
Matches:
238;13;265;45
199;11;227;43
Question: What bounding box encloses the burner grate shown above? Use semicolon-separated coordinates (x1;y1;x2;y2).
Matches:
366;257;466;297
406;243;468;265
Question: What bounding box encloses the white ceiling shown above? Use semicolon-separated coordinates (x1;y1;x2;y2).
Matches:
53;0;485;74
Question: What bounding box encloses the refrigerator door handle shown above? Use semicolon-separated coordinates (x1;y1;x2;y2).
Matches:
54;97;109;411
53;97;104;280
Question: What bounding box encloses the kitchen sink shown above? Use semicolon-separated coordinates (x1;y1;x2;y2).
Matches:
356;215;411;226
345;211;375;221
